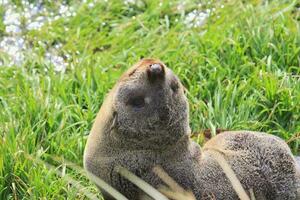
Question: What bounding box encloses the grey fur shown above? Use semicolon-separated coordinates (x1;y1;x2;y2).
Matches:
84;59;299;200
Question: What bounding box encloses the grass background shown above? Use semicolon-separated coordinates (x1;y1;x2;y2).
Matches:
0;0;300;199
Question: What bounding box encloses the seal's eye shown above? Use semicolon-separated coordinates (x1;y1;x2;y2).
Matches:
128;96;145;108
170;80;179;93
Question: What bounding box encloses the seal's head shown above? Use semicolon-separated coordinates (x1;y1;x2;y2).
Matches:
111;58;190;149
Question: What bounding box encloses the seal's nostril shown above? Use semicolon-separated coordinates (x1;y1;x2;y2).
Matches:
150;64;162;74
148;63;165;81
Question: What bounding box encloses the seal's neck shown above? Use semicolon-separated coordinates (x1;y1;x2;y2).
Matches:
103;129;191;154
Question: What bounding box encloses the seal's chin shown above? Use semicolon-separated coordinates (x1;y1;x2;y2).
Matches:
143;131;188;151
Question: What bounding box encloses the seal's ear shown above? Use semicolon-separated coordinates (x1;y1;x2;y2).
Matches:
181;84;188;95
109;111;118;131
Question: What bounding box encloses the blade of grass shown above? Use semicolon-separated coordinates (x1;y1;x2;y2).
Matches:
153;166;196;200
48;155;169;200
115;166;169;200
26;155;99;200
207;149;250;200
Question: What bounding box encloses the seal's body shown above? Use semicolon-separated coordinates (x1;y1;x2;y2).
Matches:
84;59;299;200
200;131;298;199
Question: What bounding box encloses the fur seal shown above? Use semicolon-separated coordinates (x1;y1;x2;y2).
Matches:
84;58;299;200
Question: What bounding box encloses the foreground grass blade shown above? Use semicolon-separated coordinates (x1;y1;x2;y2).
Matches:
153;166;196;200
46;156;129;200
85;171;129;200
26;155;98;200
46;154;87;175
29;154;129;200
207;150;250;200
49;155;170;200
115;166;169;200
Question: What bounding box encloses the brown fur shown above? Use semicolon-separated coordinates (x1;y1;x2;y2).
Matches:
201;131;298;199
84;59;299;200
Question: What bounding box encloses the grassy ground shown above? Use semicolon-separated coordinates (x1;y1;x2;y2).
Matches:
0;0;300;199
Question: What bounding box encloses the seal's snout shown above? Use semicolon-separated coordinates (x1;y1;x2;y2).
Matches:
150;64;163;74
147;63;165;82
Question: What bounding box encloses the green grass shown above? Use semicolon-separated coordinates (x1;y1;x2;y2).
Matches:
0;0;300;199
